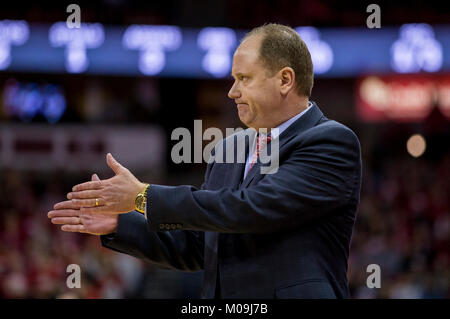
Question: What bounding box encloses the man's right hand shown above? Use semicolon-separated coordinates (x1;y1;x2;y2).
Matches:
48;174;119;235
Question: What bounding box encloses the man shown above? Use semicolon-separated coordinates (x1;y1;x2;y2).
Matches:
48;24;362;298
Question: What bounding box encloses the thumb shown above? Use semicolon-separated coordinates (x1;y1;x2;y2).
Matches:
91;173;100;181
106;153;125;175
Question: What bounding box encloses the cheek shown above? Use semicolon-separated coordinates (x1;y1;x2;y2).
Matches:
246;98;259;116
254;86;275;111
244;81;275;115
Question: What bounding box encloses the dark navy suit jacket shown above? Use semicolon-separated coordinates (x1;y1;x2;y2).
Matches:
101;102;362;298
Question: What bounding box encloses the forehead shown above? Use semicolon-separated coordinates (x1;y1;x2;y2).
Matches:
231;35;263;74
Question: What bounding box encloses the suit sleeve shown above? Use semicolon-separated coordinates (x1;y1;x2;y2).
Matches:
100;159;215;271
145;124;362;234
100;212;204;271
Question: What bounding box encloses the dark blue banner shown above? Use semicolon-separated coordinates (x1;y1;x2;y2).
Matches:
1;20;449;78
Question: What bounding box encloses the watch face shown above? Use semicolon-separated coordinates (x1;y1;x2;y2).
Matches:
136;194;145;208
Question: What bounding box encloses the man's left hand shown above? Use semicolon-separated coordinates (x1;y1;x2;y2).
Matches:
55;153;146;214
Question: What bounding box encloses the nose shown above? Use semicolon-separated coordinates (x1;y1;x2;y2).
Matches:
228;80;240;100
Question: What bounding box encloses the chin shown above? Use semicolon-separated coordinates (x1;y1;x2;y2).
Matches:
237;110;256;128
238;118;249;128
237;114;250;126
237;112;248;123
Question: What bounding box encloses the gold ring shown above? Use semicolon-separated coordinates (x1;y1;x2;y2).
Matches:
95;198;99;206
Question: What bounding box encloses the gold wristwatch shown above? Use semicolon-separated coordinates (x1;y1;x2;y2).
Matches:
135;184;150;214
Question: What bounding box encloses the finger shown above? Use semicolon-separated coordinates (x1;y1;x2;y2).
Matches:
106;153;126;175
48;209;80;218
80;211;109;218
54;200;78;210
67;189;102;200
72;180;103;192
51;217;81;225
92;174;100;181
81;206;111;214
70;198;103;208
61;224;86;233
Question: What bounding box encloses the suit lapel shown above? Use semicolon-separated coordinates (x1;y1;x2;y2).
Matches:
241;158;261;188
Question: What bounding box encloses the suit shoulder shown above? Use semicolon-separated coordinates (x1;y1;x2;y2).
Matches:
300;118;361;154
310;119;359;143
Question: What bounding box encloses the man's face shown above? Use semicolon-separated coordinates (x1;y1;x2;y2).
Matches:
228;35;280;130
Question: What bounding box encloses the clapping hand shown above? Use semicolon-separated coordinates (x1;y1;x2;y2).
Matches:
59;153;146;215
48;174;119;235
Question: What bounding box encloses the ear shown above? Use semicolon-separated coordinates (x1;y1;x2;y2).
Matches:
278;67;295;96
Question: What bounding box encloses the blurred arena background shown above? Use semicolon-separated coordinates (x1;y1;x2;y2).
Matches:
0;0;449;298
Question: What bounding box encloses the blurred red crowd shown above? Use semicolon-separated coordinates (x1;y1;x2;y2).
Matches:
0;154;448;298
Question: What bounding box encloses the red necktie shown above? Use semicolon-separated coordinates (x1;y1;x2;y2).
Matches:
249;134;272;172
